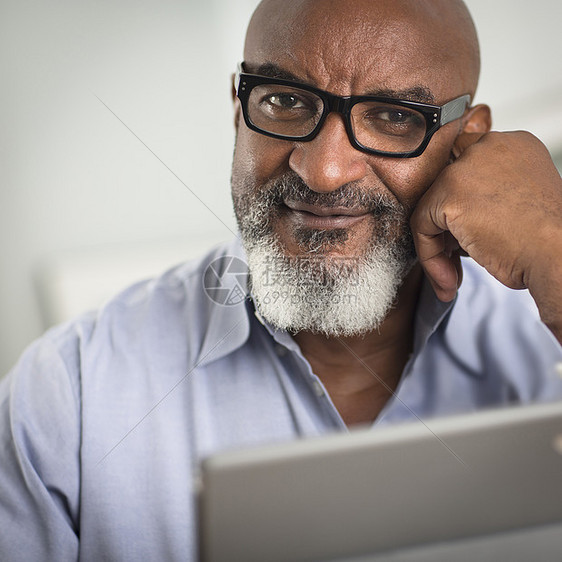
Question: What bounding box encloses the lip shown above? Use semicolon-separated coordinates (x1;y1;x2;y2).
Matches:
282;200;371;229
284;200;370;217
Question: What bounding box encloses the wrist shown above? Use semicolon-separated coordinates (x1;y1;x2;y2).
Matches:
526;232;562;344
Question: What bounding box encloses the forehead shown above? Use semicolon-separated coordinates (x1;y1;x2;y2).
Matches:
244;0;471;102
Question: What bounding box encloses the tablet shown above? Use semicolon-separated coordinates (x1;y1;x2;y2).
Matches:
198;400;562;562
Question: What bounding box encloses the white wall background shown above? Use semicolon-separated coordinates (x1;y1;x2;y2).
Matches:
1;0;561;376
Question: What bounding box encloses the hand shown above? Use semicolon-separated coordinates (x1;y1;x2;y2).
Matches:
410;130;562;340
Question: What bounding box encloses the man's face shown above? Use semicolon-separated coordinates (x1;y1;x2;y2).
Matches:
231;0;476;335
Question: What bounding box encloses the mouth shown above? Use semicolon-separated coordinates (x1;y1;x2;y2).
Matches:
281;199;372;229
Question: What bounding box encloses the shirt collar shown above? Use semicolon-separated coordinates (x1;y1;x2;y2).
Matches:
413;275;455;355
439;260;485;378
195;238;252;367
411;265;484;378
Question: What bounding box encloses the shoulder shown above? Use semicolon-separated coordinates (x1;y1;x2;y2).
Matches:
445;258;562;398
452;257;557;356
457;258;544;325
0;239;247;474
94;239;241;325
3;239;245;388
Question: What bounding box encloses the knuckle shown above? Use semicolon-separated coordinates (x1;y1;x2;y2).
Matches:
488;130;546;153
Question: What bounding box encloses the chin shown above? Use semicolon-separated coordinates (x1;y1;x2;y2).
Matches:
244;230;416;337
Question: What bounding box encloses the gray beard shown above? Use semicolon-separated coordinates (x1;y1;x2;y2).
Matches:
232;172;417;337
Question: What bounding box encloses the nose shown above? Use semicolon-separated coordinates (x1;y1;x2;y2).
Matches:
288;113;369;193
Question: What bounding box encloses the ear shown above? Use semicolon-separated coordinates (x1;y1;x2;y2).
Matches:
231;73;242;132
460;103;492;133
451;104;492;159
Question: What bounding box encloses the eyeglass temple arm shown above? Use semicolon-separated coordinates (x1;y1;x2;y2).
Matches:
234;63;244;93
440;94;471;126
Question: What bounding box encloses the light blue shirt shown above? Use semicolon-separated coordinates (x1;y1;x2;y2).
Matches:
1;238;562;561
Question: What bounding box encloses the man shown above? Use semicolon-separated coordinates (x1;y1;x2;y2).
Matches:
1;0;561;559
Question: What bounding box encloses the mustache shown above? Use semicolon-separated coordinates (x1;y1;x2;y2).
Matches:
264;172;404;216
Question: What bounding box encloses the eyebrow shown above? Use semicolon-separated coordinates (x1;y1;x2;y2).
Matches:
247;62;436;105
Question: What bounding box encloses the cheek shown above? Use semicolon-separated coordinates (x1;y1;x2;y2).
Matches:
232;128;293;195
374;128;457;211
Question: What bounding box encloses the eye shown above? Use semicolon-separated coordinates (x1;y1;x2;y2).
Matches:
375;109;417;124
356;104;426;138
250;84;321;123
266;93;307;109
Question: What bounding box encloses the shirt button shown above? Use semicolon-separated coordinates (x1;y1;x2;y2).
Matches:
555;362;562;379
312;380;325;397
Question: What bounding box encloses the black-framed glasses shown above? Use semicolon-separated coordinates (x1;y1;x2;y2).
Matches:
235;63;471;158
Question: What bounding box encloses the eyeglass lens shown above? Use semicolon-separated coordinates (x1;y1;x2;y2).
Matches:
248;83;429;154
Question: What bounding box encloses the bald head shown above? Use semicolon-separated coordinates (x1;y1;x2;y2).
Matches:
244;0;480;99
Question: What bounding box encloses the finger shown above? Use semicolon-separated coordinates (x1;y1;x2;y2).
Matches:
414;231;459;302
411;196;462;302
444;234;465;288
451;250;464;289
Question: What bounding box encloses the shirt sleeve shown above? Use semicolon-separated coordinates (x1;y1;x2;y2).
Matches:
0;332;81;560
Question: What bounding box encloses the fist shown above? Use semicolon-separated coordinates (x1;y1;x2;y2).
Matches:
410;131;562;304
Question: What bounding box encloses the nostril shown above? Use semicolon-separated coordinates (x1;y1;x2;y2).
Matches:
288;138;369;194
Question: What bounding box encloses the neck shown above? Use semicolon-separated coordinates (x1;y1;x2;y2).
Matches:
294;264;423;426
